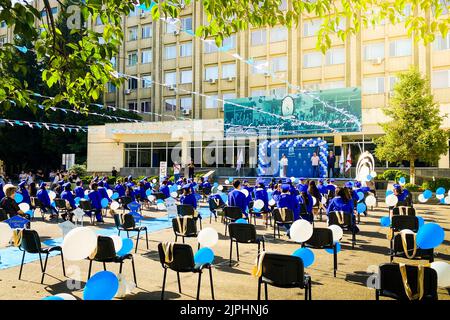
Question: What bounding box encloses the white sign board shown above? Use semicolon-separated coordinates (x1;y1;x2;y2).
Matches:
62;154;75;170
159;161;167;183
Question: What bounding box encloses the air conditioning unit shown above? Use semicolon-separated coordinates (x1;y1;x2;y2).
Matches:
140;12;146;18
208;78;217;84
372;57;383;65
227;77;234;82
180;3;186;9
124;89;131;95
173;30;180;36
264;72;271;77
168;84;176;91
182;109;190;115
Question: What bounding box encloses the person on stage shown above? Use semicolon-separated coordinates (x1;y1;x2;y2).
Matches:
311;152;320;178
279;154;288;178
327;151;336;178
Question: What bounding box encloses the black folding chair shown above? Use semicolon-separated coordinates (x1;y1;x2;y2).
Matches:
208;197;225;223
154;192;167;201
389;215;419;254
0;208;9;221
87;236;137;285
328;211;356;249
376;263;438;300
256;252;312;300
223;206;244;236
390;232;434;263
172;216;199;248
78;199;95;224
202;187;212;202
54;198;72;221
228;223;265;266
301;228;338;277
118;196;132;214
30;197;52;222
392;206;416;216
177;204;202;230
272;208;294;239
158;243;214;300
18;229;66;284
113;213;148;253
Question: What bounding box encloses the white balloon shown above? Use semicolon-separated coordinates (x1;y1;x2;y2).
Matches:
3;184;14;194
107;189;113;197
148;195;156;202
253;199;265;210
400;229;415;235
177;185;182;190
328;225;344;242
0;222;13;247
430;261;450;288
385;194;398;207
197;227;219;248
110;201;120;210
290;176;296;182
218;185;224;191
365;195;376;207
224;180;230;185
321;196;327;205
436;194;445;200
445;196;450;205
48;191;56;201
157;203;166;210
170;191;178;198
370;171;377;178
109;235;123;252
62;227;97;261
268;199;276;206
152;179;157;183
84;190;90;195
418;194;428;203
18;203;30;212
312;197;317;206
290;220;313;243
54;293;77;300
241;189;249;198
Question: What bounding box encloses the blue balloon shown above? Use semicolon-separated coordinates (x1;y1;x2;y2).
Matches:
417;216;425;228
399;177;406;184
74;197;81;205
145;189;152;196
51;201;56;208
83;271;119;300
236;218;248;224
26;210;34;218
380;216;391;227
101;198;109;208
292;248;315;267
42;296;64;300
14;193;23;203
194;247;214;264
416;223;445;249
440;198;446;204
84;195;89;200
253;206;261;213
423;190;433;199
356;202;366;214
228;177;234;182
436;187;445;195
357;192;364;201
366;175;372;181
220;193;228;203
111;192;119;200
156;199;164;204
213;182;219;187
386;190;393;196
117;238;134;256
325;242;341;254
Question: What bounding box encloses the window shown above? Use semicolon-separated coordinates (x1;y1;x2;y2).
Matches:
251;88;266;97
325;48;345;65
322;80;345;89
364;42;385;60
110;57;116;68
165;98;177;111
222;92;236;108
0;21;6;28
252;60;269;74
205;65;219;80
142;75;152;88
251;29;266;46
41;7;58;17
303;19;322;37
389;76;398;92
271;56;287;72
142;24;152;38
128;101;138;111
432;70;450;88
128;27;138;41
363;77;385;94
107;82;116;93
204;41;218;53
181;69;193;83
303;82;321;91
222;63;236;78
180;42;192;57
271;87;287;98
165;44;177;59
434;34;450;51
279;0;288;11
181;16;192;31
222;35;236;49
141;48;152;64
141;101;151;113
127;51;138;66
205;95;218;109
303;52;322;68
128;6;139;17
165;71;177;85
166;21;178;34
389;38;412;57
128;78;138;90
270;27;288;43
180;97;192;110
0;36;6;46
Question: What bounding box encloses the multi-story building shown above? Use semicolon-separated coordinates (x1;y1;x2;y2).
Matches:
2;1;450;176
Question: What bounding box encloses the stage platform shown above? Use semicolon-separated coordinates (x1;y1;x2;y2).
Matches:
216;176;355;186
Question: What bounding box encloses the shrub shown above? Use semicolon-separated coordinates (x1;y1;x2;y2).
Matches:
70;164;87;177
380;169;409;182
422;178;450;192
403;183;422;192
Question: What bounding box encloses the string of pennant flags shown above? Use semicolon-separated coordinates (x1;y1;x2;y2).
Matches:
0;118;88;132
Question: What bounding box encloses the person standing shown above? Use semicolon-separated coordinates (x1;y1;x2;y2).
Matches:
311;152;320;178
279;154;288;178
173;161;181;182
327;151;336;178
188;160;195;180
111;167;118;177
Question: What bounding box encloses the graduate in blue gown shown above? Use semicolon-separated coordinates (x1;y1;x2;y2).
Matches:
74;181;85;199
254;181;269;212
297;184;313;222
276;184;299;220
97;181;111;202
125;182;136;201
18;180;31;205
242;179;254;207
159;180;170;199
37;182;58;216
143;177;151;191
393;184;411;204
88;182;104;223
272;183;282;202
317;178;328;195
327;187;358;233
102;177;112;190
227;180;248;216
180;183;198;209
114;178;126;197
61;182;75;221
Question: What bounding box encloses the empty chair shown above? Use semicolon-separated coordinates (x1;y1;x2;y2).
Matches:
78;199;95;224
87;236;137;285
228;223;265;266
301;228;338;277
392;206;416;216
18;229;66;284
113;213;148;253
153;192;167;201
390;232;434;263
272;208;294;239
177;204;202;230
208;196;225;223
376;263;438;300
30;197;50;222
328;211;356;249
389;215;419;253
172;216;199;247
54;198;72;221
157;242;214;300
223;206;244;236
255;252;312;300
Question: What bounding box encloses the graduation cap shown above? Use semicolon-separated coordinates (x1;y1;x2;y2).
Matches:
393;184;401;190
63;182;71;189
330;178;335;182
126;182;134;188
18;180;27;188
355;181;362;188
58;180;65;186
318;178;324;183
344;181;353;188
39;182;47;188
299;177;306;181
127;175;133;181
98;181;104;187
281;184;290;192
182;183;191;190
299;184;308;193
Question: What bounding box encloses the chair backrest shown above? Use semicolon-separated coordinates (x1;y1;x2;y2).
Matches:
113;214;122;228
122;213;136;229
229;223;257;243
223;206;243;220
328;211;353;227
0;208;8;221
20;229;42;253
391;216;419;232
172;217;197;236
54;198;66;209
154;192;166;200
92;236;117;260
305;228;334;248
272;208;294;223
392;206;416;216
203;187;212;196
30;197;43;208
119;196;132;207
157;242;195;272
209;197;224;211
79;199;92;210
248;201;254;210
177;204;195;217
393;233;420;254
378;263;438;300
260;253;305;287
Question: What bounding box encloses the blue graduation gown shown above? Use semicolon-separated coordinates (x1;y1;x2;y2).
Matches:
104;182;112;190
228;189;247;215
396;189;410;202
88;190;102;210
61;190;76;208
74;186;85;199
243;186;253;205
276;193;299;220
327;196;354;215
272;190;281;202
37;189;51;207
160;185;170;198
254;188;269;211
180;193;198;209
297;193;314;222
317;184;328;195
114;184;126;197
98;187;111;202
18;187;31;205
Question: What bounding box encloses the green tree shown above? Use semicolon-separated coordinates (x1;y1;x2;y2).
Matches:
374;68;449;185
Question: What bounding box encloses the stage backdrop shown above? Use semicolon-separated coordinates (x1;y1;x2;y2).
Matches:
258;138;328;178
223;87;362;137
